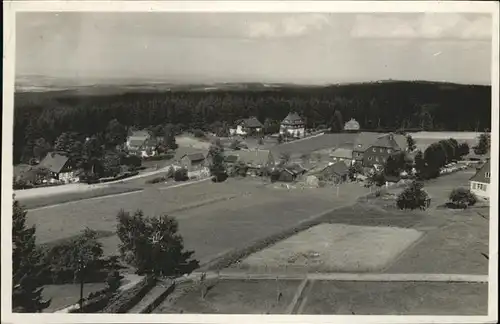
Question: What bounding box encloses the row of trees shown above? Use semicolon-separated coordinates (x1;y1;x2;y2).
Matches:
14;81;491;164
13;199;198;313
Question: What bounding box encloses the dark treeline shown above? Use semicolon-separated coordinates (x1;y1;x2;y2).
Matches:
14;81;491;164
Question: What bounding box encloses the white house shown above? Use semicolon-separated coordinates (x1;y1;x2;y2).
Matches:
280;112;305;138
229;117;263;136
469;160;491;199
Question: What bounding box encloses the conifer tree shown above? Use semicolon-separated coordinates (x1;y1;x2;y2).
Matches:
12;200;51;313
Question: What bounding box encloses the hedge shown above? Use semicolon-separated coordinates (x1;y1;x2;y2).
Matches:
99;275;157;313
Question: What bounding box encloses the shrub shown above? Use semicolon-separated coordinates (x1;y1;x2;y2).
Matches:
12;200;51;312
449;188;477;209
193;129;205;138
396;181;430;210
43;228;104;284
116;210;199;277
105;270;124;294
174;168;189;182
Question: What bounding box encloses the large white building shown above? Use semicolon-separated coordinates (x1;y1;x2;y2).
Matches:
280;112;305;138
469;160;490;199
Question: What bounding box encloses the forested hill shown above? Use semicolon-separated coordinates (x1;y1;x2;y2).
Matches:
13;80;491;163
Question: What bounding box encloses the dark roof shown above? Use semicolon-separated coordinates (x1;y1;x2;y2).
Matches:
470;160;491;184
38;152;70;173
182;152;206;162
372;134;401;150
224;149;272;167
330;148;353;159
321;161;349;176
283;163;307;175
282;112;304;125
239;117;263;128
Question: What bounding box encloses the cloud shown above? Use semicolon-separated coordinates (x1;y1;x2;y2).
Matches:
351;13;492;40
245;14;331;38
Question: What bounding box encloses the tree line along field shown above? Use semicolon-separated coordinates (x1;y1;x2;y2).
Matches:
14;81;491;164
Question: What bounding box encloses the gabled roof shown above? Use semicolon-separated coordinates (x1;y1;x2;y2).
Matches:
470;160;491;184
372;134;401;150
225;149;272;167
38;152;70;173
330;148;353;159
283;163;307;175
353;132;381;152
129;130;151;138
344;119;360;131
282;112;304;125
321;161;349;176
182;152;206;162
238;117;263;128
393;134;407;150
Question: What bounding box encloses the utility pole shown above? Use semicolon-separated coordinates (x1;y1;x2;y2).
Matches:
78;258;85;313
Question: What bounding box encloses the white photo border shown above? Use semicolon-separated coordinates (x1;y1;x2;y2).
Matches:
2;1;498;324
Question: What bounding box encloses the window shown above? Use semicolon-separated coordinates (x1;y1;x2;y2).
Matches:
373;148;377;152
472;183;477;190
485;172;490;179
388;149;392;154
375;156;380;162
368;157;373;161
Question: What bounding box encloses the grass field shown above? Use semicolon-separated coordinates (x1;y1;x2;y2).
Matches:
300;281;488;315
42;282;106;313
154;279;300;314
235;224;423;273
225;170;489;275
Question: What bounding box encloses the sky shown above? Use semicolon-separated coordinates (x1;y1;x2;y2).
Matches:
15;12;493;85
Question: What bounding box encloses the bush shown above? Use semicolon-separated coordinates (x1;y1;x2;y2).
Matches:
396;181;430;210
146;176;167;184
116;210;199;277
174;168;189;182
193;129;205;138
43;228;104;284
449;188;477;209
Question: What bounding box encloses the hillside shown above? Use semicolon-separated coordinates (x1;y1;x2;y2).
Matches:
13;80;491;164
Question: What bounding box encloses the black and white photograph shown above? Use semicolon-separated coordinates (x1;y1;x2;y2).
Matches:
2;1;498;322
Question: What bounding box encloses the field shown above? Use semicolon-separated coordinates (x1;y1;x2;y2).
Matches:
300;281;488;315
229;170;489;275
26;178;368;264
235;224;423;273
154;279;301;314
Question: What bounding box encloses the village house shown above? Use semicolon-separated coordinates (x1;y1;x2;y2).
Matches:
224;149;275;175
362;133;402;168
274;164;307;182
316;161;350;184
469;160;490;200
229;117;264;136
352;132;408;164
280;112;305;138
329;148;354;166
126;130;161;157
344;119;361;133
38;152;78;183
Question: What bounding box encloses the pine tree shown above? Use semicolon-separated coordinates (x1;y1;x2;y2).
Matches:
474;133;490;155
12;200;51;312
406;134;416;152
163;124;178;150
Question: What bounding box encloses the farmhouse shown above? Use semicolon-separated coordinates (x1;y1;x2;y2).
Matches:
229;117;263;136
280;111;305;138
317;161;349;183
330;148;354;166
179;152;209;172
344;119;361;133
363;133;402;167
126;130;161;157
275;164;307;182
38;152;78;183
469;160;490;200
224;149;275;175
